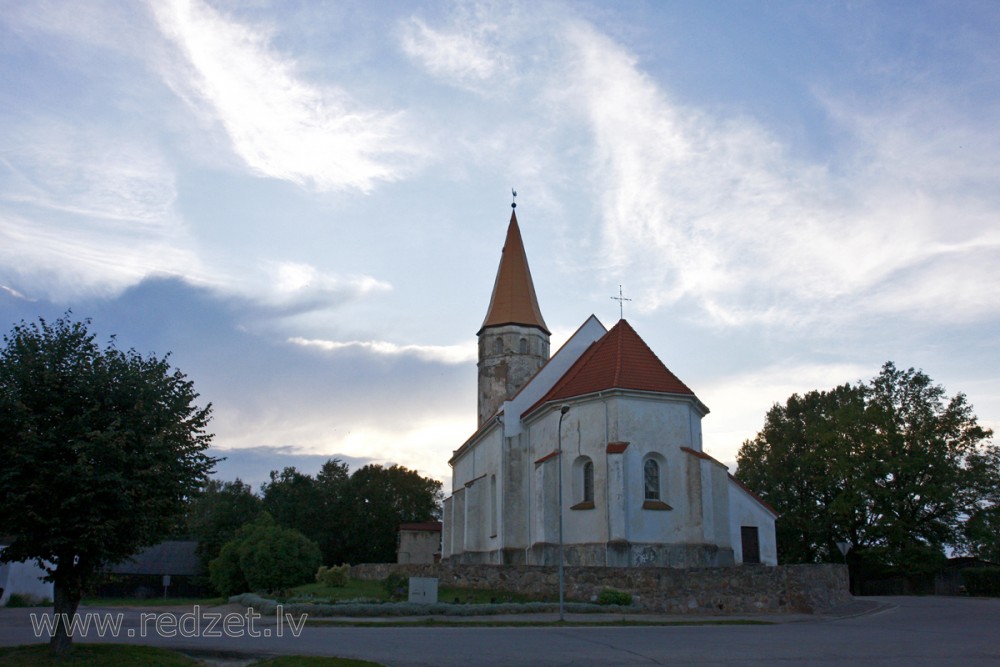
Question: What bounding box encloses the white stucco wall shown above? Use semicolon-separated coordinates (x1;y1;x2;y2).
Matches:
447;312;774;568
728;481;779;566
441;497;453;558
397;530;441;564
446;315;611;560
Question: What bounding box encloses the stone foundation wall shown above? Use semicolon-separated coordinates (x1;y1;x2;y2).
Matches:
351;562;850;614
448;542;736;568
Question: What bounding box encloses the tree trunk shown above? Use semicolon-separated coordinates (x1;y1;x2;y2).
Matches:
49;577;81;655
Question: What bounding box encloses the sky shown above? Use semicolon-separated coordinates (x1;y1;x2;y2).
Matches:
2;0;998;493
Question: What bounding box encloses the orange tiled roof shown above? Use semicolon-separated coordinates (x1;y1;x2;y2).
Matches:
478;211;550;335
524;319;695;416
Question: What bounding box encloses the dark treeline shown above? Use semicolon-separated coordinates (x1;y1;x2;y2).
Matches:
186;459;443;569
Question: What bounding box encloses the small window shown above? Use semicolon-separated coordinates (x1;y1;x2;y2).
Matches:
583;461;594;502
494;337;503;354
519;337;528;354
644;459;660;501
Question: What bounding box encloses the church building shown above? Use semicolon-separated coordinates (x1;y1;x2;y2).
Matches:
441;207;778;567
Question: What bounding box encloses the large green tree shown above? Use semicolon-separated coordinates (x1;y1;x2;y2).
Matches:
261;466;326;548
314;458;353;564
187;478;262;570
258;460;442;565
342;464;443;563
737;362;998;576
0;316;214;653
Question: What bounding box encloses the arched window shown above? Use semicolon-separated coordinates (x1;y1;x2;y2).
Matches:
519;337;528;354
644;459;660;501
494;337;503;355
571;456;595;509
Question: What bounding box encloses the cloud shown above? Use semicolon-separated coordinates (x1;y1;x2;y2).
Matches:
399;11;512;93
151;0;423;193
559;20;1000;330
9;277;471;488
288;336;476;365
0;122;204;300
209;446;376;492
236;261;393;319
213;410;465;488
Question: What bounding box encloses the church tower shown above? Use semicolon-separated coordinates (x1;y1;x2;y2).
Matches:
477;208;550;426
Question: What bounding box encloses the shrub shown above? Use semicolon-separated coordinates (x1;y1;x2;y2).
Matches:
596;588;633;606
209;539;249;597
4;594;51;608
209;514;322;595
316;564;350;587
963;567;1000;597
383;572;408;600
239;525;322;593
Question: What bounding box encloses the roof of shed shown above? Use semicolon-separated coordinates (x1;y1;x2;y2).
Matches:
109;540;203;576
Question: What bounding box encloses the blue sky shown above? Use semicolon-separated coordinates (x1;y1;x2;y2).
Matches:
2;0;997;491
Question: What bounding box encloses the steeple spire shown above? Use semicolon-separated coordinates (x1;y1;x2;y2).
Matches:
479;211;550;335
477;205;551;426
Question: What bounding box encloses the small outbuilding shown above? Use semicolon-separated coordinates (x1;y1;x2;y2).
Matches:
98;540;208;598
397;522;442;564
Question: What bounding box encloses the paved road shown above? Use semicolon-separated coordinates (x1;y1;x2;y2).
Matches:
2;596;998;665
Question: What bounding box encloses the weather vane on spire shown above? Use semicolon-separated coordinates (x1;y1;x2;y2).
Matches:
511;188;517;209
611;284;631;320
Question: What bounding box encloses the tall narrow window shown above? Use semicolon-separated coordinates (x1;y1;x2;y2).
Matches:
643;459;660;501
494;337;503;355
583;460;594;502
519;337;528;353
490;474;498;538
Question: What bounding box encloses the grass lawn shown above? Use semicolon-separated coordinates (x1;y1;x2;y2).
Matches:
0;644;198;666
0;644;384;666
254;658;384;666
308;618;774;628
80;598;227;607
290;579;385;602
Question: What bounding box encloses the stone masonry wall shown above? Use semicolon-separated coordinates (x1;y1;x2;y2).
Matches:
351;562;851;614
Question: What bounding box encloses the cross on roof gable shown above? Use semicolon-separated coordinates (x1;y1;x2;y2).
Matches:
524;319;698;417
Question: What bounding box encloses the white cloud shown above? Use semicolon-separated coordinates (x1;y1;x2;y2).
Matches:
288;336;476;365
559;20;1000;330
151;0;422;193
0;122;205;299
0;126;177;225
399;13;511;92
212;408;467;486
263;261;391;307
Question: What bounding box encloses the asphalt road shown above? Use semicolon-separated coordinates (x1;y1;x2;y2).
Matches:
2;596;998;666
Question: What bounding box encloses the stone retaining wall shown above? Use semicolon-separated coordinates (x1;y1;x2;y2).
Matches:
351;563;850;614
